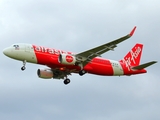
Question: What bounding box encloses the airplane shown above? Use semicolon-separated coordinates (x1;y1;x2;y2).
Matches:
3;26;157;85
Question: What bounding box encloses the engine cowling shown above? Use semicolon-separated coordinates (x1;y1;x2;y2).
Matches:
58;54;77;65
37;69;53;79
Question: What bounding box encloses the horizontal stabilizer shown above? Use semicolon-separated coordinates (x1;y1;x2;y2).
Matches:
131;61;157;70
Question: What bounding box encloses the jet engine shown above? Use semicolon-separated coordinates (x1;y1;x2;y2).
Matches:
58;54;77;65
37;69;53;79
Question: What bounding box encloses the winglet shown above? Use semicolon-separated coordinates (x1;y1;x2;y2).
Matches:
129;26;137;36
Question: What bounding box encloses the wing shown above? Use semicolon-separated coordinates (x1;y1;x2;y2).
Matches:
76;26;137;66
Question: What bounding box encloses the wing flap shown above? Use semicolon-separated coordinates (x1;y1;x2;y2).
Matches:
131;61;157;70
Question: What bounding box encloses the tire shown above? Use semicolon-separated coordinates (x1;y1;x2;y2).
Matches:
21;66;25;71
64;79;70;85
79;70;86;76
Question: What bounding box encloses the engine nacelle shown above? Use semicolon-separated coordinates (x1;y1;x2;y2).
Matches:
37;69;53;79
58;54;77;65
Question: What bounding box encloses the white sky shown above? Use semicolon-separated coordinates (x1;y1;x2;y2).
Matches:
0;0;159;120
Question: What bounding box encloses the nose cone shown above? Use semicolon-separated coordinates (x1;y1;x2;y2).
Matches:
3;48;11;56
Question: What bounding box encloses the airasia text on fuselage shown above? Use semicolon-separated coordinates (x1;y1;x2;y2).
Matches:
34;46;73;55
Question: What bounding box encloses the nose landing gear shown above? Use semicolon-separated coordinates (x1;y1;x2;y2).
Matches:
21;60;26;71
21;66;26;71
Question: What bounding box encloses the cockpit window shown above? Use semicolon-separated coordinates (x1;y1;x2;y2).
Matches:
13;45;19;50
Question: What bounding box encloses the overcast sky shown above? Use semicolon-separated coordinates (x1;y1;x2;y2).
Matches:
0;0;160;120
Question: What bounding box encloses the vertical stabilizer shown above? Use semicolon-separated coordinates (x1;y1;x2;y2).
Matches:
120;44;143;66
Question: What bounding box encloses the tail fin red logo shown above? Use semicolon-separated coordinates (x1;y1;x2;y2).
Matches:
121;44;143;68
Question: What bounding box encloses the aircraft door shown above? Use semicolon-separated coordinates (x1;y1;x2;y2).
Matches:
25;45;31;52
24;44;37;63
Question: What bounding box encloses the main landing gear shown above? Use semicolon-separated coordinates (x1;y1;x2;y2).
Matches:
21;60;26;71
79;70;86;76
64;78;70;85
63;70;86;85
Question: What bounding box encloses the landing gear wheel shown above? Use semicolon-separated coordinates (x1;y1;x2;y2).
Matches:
79;70;86;76
21;66;26;71
21;60;26;71
64;79;70;85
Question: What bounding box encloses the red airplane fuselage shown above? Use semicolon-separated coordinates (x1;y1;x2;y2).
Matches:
32;44;146;76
